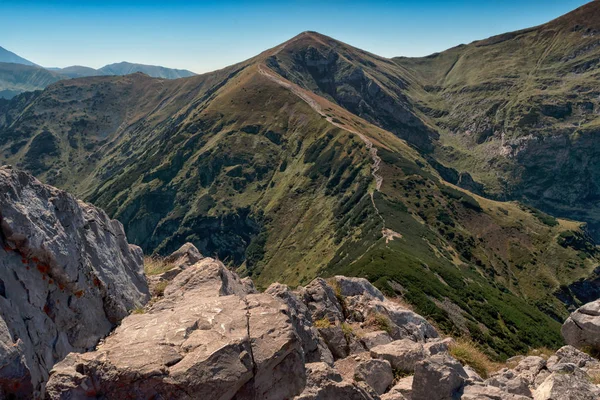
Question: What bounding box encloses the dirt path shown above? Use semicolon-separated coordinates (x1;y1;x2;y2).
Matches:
258;65;401;242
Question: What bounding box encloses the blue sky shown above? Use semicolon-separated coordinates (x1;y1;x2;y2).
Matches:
0;0;591;73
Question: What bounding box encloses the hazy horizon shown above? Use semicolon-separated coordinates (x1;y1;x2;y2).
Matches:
0;0;591;74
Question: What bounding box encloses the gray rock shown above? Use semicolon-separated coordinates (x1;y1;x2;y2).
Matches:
332;276;385;301
552;345;596;368
424;337;455;356
347;296;438;342
411;354;468;400
0;167;149;397
463;365;483;382
533;370;600;400
295;362;377;400
165;242;204;268
460;383;532;399
486;370;532;397
46;260;305;400
370;339;426;372
266;282;333;364
319;325;350;359
360;331;393;350
354;358;394;394
300;278;345;323
383;375;413;400
562;299;600;352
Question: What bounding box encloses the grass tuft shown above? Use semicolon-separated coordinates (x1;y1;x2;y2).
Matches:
449;339;500;379
144;256;175;276
314;318;331;329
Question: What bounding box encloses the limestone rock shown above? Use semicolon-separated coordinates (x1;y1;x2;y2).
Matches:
382;375;413;400
533;370;600;400
300;278;345;322
562;299;600;352
46;260;305;400
165;242;204;268
360;331;392;350
370;339;426;372
460;383;532;399
354;358;394;394
0;166;149;397
332;276;385;301
266;283;333;364
411;354;468;400
424;337;455;356
295;362;377;400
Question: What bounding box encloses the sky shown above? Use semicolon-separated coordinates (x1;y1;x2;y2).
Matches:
0;0;592;74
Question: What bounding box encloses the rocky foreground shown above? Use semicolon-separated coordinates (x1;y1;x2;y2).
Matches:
1;166;600;399
46;247;600;400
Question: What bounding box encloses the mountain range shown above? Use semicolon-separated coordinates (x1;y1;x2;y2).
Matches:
1;1;600;359
0;45;196;99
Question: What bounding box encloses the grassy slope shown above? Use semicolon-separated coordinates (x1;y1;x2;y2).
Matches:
393;1;600;236
0;30;599;358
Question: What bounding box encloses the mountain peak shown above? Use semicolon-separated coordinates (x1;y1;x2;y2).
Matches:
0;46;37;67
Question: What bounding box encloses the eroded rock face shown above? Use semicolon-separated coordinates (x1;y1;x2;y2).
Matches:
47;259;305;400
0;166;149;397
562;299;600;351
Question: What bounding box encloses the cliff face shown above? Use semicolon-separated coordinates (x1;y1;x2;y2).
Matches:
0;166;149;397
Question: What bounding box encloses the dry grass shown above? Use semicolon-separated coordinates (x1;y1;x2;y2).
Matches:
526;347;555;359
589;373;600;385
449;339;501;379
144;256;175;276
363;312;394;335
152;280;169;297
314;318;331;329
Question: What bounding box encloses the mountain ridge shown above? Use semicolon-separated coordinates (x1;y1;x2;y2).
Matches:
1;4;600;358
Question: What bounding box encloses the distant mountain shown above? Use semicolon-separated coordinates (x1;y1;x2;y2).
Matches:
98;62;196;79
0;63;62;99
0;46;36;66
50;65;102;79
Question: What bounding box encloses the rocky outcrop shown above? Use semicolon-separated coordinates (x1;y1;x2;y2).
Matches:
562;298;600;351
45;255;600;399
0;166;149;398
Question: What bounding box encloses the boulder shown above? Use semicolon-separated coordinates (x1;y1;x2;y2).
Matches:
319;325;350;359
360;331;393;350
295;362;377;400
354;358;394;394
266;283;333;364
411;354;468;400
0;166;149;397
562;299;600;352
370;339;426;372
550;345;596;369
46;260;305;400
460;383;532;399
299;278;345;322
165;242;204;268
346;296;438;342
382;375;412;400
424;337;455;356
533;370;600;400
485;370;532;397
332;276;385;301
